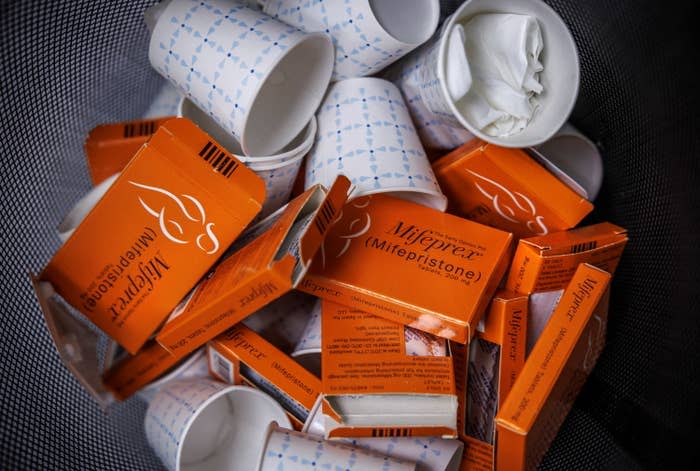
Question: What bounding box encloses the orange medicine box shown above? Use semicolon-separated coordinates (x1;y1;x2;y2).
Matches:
37;118;265;354
453;291;528;471
495;264;612;471
432;140;594;239
208;325;323;431
299;194;513;344
155;176;351;356
85;117;173;185
321;301;458;439
505;222;628;295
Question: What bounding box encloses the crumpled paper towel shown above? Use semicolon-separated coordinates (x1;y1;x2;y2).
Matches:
448;14;544;137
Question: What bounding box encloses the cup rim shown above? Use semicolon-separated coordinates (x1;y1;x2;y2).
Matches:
254;421;282;471
246;148;307;171
290;347;322;358
241;31;333;156
436;0;581;148
367;0;441;46
349;186;448;212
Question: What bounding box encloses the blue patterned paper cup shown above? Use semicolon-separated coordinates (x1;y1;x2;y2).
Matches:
306;77;447;211
260;0;440;81
145;379;291;471
346;437;464;471
257;424;417;471
148;0;333;156
383;30;474;151
248;149;307;221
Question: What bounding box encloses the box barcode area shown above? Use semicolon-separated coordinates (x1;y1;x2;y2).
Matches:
371;428;412;437
198;141;239;178
314;199;336;234
570;241;598;254
123;120;157;138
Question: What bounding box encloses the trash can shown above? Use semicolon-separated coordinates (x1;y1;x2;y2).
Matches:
1;0;697;469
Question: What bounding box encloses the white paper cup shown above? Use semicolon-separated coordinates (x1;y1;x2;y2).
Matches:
383;37;474;151
306;77;447;211
145;379;291;471
57;173;119;243
178;96;317;166
137;348;211;404
257;425;417;471
260;0;440;81
348;437;464;471
534;123;603;200
148;0;333;156
385;0;580;148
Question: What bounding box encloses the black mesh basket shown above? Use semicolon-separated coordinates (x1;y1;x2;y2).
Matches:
1;1;698;469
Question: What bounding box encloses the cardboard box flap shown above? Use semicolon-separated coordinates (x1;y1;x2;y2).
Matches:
31;276;113;408
495;264;611;433
325;394;458;426
296;176;351;281
321;302;457;436
85;117;172;185
519;222;628;255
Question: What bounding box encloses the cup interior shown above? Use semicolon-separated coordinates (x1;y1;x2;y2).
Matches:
179;387;291;471
243;33;333;156
369;0;440;45
445;0;580;147
536;133;603;199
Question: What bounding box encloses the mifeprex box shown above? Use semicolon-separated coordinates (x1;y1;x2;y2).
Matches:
432;140;594;239
495;264;612;471
36;118;265;354
300;194;513;344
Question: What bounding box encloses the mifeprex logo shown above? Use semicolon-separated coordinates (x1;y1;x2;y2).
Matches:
467;170;549;236
129;181;220;255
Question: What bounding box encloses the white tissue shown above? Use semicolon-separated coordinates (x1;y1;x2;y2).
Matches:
446;24;471;102
452;13;544;137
